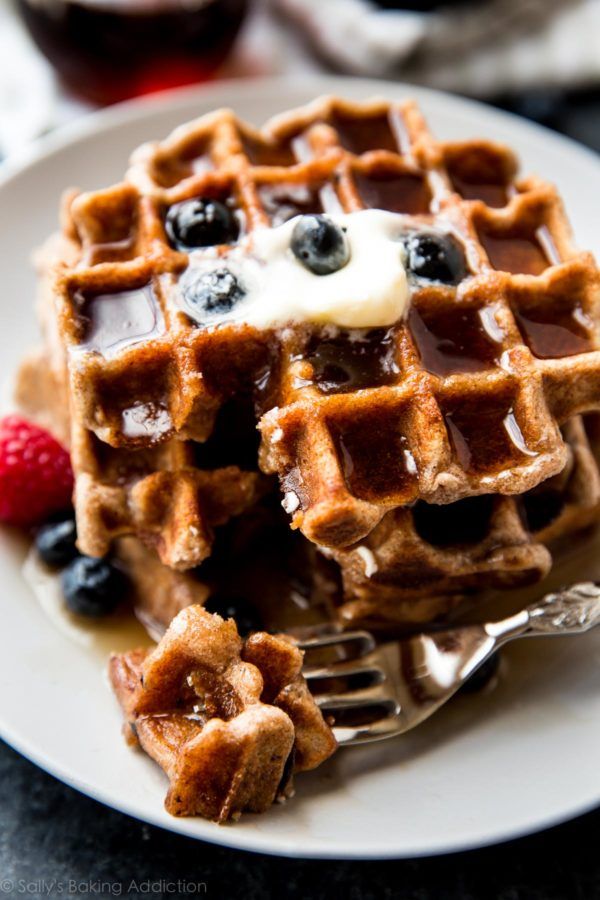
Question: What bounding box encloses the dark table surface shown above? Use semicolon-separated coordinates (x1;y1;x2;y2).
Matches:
1;88;599;900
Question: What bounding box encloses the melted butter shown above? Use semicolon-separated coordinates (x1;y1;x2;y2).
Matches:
187;210;410;330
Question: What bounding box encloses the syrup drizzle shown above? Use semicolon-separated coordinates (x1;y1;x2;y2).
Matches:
478;228;551;275
241;134;296;167
354;169;431;215
77;284;164;356
409;305;504;376
331;111;399;155
305;329;399;394
332;411;418;502
514;302;594;359
478;224;560;276
444;398;537;474
445;146;514;208
258;182;324;226
450;175;509;208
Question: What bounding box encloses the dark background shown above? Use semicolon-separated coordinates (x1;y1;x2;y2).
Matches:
1;89;599;899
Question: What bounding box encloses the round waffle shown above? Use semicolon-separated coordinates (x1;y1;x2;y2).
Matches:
331;415;600;626
42;96;600;563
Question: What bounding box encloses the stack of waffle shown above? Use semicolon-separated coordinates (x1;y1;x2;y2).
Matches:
29;96;600;635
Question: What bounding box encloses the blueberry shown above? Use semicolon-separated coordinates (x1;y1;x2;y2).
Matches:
205;594;263;637
165;198;239;250
291;215;350;276
35;517;78;568
62;556;127;618
404;232;466;284
458;651;500;695
179;267;245;323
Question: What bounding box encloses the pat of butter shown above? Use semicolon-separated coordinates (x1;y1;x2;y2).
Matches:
189;210;410;329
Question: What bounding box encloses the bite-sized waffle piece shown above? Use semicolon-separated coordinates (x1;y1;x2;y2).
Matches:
109;605;336;822
332;415;600;626
44;96;600;562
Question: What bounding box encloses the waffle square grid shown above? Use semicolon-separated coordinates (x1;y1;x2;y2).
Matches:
42;96;600;567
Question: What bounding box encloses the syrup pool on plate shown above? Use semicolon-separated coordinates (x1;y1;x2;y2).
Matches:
16;0;249;104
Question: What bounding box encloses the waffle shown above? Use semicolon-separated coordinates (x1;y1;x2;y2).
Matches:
109;605;336;822
42;96;600;566
331;415;600;626
36;227;267;569
71;417;267;568
109;417;600;634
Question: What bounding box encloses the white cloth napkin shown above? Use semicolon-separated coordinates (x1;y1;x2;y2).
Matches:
274;0;600;94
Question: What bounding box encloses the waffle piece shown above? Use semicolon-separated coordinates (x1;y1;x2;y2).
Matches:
43;96;600;562
115;536;209;640
14;348;71;447
332;415;600;626
114;497;341;637
109;605;336;822
71;418;267;568
15;342;267;570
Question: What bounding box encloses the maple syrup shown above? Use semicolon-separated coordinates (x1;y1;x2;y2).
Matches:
242;135;296;168
16;0;248;104
306;328;399;394
514;301;594;359
450;175;509;209
409;304;503;376
444;396;537;474
330;111;400;155
258;183;325;227
446;149;512;208
331;409;418;502
77;284;164;356
478;227;552;275
354;168;431;215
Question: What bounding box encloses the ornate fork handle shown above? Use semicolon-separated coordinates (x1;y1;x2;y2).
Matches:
524;581;600;635
488;581;600;643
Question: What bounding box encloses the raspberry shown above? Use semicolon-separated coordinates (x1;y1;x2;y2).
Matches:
0;415;74;527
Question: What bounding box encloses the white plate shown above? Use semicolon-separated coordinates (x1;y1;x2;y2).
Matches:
0;76;599;860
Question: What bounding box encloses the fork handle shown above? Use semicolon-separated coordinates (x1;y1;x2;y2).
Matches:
486;581;600;644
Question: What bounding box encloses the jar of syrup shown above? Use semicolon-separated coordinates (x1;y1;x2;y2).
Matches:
16;0;249;105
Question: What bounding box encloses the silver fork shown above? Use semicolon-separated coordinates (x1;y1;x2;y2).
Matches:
298;582;600;746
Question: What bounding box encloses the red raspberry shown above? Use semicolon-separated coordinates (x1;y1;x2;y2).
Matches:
0;415;74;527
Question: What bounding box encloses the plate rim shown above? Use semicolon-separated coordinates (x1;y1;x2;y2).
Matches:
1;74;598;859
2;708;600;860
2;73;600;191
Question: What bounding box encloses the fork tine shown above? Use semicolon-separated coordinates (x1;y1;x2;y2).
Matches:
316;693;398;711
303;658;384;684
297;630;376;656
316;695;400;726
333;715;405;746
